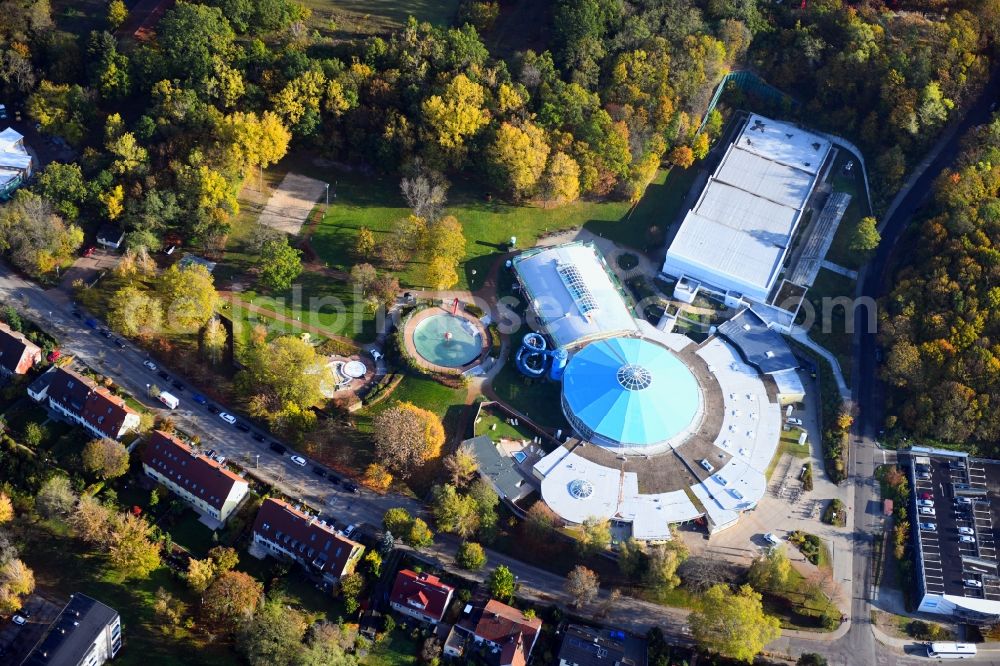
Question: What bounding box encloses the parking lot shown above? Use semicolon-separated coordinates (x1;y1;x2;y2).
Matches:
911;455;1000;604
0;594;62;662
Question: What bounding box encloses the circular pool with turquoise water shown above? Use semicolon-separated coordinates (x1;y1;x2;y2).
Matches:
412;313;483;368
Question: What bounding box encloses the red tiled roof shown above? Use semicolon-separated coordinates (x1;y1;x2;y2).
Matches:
81;387;137;439
500;633;527;666
46;367;138;438
472;599;542;650
141;431;247;511
0;322;40;375
252;498;363;579
389;570;454;622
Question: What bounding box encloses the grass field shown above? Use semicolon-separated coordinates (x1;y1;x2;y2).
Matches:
801;268;857;385
362;629;420;666
823;148;873;271
762;566;840;631
765;430;812;480
489;361;566;430
302;0;460;41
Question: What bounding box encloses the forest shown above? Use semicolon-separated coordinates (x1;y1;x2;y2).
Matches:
0;0;996;278
881;116;1000;450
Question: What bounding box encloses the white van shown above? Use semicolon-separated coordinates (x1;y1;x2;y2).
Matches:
158;391;179;409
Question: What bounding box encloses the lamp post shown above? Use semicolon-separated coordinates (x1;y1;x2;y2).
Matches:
325;183;330;206
255;454;260;469
145;383;150;397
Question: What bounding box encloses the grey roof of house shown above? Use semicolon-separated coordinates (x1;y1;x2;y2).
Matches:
24;593;118;665
466;435;530;501
716;308;798;374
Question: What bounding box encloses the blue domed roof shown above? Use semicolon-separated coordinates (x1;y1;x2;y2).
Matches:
561;337;700;449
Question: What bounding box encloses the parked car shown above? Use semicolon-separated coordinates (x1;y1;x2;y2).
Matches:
84;318;98;329
919;522;937;531
958;527;975;536
917;499;934;508
269;442;287;455
956;497;973;505
207;405;220;415
965;579;983;588
343;524;357;538
312;466;326;477
12;615;25;626
157;370;169;380
917;471;932;480
114;338;126;349
219;412;237;425
143;360;157;371
290;455;307;467
83;246;96;258
235;422;250;432
763;532;781;546
960;536;976;544
170;380;184;391
252;433;265;442
918;507;936;516
191;393;208;405
920;492;934;500
328;475;341;486
344;482;359;494
785;417;803;427
950;460;967;469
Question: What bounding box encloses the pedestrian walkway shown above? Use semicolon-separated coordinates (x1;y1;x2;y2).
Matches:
789;328;851;401
820;260;858;280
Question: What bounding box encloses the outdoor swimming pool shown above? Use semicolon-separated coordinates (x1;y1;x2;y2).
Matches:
412;313;482;368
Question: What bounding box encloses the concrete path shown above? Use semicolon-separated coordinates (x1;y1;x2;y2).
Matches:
789;328;851;401
820;260;859;281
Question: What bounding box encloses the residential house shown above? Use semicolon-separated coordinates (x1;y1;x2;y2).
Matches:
141;430;249;524
23;593;122;666
0;321;41;376
0;127;32;200
447;598;543;666
557;624;634;666
252;498;364;585
388;569;455;625
31;367;140;440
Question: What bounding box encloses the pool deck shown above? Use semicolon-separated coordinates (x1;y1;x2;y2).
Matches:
403;304;489;375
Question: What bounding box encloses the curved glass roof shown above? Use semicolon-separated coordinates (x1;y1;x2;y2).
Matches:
562;337;700;448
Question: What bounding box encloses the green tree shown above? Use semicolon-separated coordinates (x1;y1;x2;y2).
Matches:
108;286;162;338
644;542;686;590
689;584;781;663
296;621;359;666
82;437;130;480
33;162;86;220
158;2;235;84
421;73;489;161
578;517;611;555
238;335;324;414
158;263;218;332
221;111;291;176
797;654;828;666
36;476;77;520
383;507;413;537
203;317;228;364
340;572;364;614
209;546;239;573
22;421;45;447
355;227;376;259
565;565;600;607
0;559;35;614
186;557;218;593
202;570;262;630
237;597;306;666
487;121;550;199
431;484;479;538
748;546;791;592
258;236;302;291
107;512;162;580
456;541;486;570
107;0;128;29
405;518;434;550
850;216;881;252
487;565;516;602
372;402;445;477
0;190;84;276
0;493;13;524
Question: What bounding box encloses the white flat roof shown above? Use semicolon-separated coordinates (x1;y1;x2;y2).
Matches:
662;114;831;300
738;114;831;175
535;448;700;535
714;148;815;209
690;338;782;530
513;242;638;348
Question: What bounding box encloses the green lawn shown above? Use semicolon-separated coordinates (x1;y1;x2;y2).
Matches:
474;410;536;442
311;170;640;292
586;166;701;252
801;268;857;384
301;0;460;41
375;374;466;420
167;511;218;558
765;430;811;480
362;629;420;666
489;360;566;430
824;148;873;271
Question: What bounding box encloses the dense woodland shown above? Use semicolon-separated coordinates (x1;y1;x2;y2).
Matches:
881;116;1000;449
0;0;993;279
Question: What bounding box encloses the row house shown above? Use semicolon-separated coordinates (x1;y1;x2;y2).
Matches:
388;569;455;625
29;367;139;440
0;321;41;376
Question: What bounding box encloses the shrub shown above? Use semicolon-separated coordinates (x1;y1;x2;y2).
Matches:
802;462;814;491
464;303;484;318
822;499;846;526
